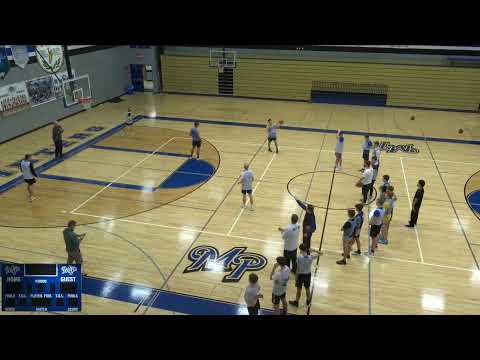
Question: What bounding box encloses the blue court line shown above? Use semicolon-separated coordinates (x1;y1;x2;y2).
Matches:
82;276;275;315
39;158;215;192
467;190;480;215
40;174;156;192
0;115;144;195
91;144;190;158
0;260;271;315
146;115;480;145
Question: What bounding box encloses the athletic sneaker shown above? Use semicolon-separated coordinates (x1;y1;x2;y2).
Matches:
306;297;312;306
336;259;347;265
289;300;299;307
241;204;246;209
352;249;362;255
405;224;414;228
268;148;272;152
364;250;375;256
250;204;255;211
378;238;388;245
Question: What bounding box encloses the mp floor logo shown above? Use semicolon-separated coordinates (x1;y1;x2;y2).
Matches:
379;141;420;154
184;245;268;282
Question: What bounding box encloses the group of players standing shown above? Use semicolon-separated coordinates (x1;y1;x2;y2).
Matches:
237;120;426;315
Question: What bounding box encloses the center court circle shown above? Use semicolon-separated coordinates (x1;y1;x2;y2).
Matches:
287;170;377;210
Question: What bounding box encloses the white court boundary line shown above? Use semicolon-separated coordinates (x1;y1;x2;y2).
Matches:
400;157;425;262
71;210;479;274
69;137;177;214
227;153;276;235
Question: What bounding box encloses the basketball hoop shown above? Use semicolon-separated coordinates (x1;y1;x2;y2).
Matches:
79;97;92;110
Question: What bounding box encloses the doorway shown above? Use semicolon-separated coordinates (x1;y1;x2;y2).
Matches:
143;65;153;91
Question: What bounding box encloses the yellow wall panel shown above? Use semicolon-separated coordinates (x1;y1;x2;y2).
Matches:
161;55;480;110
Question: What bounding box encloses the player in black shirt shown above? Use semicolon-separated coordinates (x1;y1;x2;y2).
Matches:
405;179;425;228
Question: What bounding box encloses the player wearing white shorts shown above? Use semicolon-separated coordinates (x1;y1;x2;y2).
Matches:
335;130;344;171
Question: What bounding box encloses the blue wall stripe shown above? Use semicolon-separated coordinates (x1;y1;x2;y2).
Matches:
147;115;480;145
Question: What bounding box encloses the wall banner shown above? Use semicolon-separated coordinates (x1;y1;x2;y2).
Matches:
0;46;10;78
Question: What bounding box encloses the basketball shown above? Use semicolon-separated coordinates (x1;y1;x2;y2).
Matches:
458;129;464;134
279;120;284;125
410;116;415;120
355;180;363;188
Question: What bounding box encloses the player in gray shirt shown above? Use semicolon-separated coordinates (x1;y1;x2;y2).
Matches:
267;118;284;153
190;121;201;159
289;243;321;307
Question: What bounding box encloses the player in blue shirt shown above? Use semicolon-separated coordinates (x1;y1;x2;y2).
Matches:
190;121;201;159
350;203;364;255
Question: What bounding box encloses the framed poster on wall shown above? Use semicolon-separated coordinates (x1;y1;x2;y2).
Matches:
25;75;55;107
0;82;30;117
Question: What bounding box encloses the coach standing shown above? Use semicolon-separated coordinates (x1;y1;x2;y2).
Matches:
52;121;64;159
405;180;425;228
359;160;374;204
63;220;86;264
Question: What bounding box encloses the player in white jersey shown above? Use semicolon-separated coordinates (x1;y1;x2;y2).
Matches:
335;130;344;171
270;256;290;315
238;163;255;210
20;154;38;202
122;106;134;136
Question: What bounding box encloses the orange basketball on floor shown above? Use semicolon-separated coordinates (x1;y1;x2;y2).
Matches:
355;180;363;188
458;129;464;134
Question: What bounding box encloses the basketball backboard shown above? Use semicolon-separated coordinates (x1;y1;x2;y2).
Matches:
209;49;237;69
62;74;92;107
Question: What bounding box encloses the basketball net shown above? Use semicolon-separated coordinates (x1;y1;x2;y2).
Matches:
79;97;92;110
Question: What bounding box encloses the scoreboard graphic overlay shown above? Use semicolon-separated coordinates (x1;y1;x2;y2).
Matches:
1;264;82;312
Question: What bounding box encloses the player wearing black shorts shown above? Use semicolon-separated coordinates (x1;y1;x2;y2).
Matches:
289;243;320;307
367;199;385;255
20;154;38;202
270;256;290;315
190;121;201;159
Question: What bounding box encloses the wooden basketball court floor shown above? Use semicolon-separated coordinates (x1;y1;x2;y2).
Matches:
1;92;480;315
